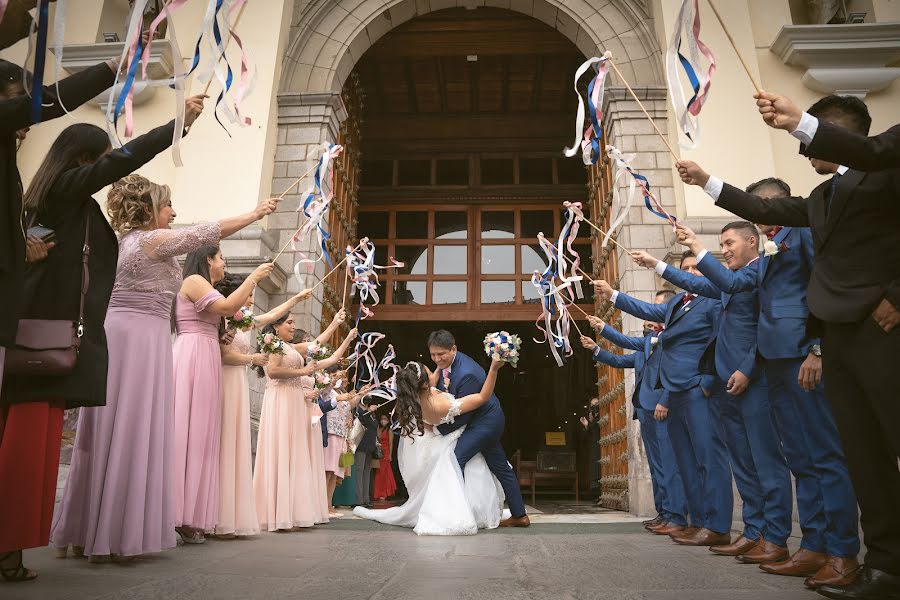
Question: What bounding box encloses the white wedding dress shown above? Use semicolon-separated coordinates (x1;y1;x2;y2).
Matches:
353;394;508;535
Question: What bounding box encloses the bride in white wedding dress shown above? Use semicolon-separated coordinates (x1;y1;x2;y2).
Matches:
353;360;510;536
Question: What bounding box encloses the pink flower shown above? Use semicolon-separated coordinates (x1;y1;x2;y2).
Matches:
263;333;274;345
233;310;244;321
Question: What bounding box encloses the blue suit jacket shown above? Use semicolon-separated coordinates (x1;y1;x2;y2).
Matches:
436;351;501;436
317;395;337;447
661;260;760;383
614;291;720;393
593;327;667;412
695;227;818;360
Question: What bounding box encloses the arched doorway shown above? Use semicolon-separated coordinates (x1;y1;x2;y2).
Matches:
272;0;676;515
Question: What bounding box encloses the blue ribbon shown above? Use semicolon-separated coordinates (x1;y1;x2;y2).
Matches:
585;70;604;165
209;0;234;135
29;0;51;123
111;33;144;152
676;39;702;141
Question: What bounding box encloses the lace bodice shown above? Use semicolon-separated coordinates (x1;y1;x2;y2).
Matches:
326;399;353;437
266;343;314;389
229;328;253;355
113;223;221;296
422;390;462;426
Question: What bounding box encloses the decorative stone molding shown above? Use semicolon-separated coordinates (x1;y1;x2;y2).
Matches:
54;40;175;108
770;23;900;97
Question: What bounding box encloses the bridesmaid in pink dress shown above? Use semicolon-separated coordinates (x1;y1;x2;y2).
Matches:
171;249;274;544
214;280;315;538
51;174;277;561
253;312;357;531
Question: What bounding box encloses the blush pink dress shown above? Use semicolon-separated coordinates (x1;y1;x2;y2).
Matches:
215;329;259;536
253;343;330;530
51;223;221;557
172;289;225;531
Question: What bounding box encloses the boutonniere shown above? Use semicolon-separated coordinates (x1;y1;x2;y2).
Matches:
763;240;779;257
443;371;451;390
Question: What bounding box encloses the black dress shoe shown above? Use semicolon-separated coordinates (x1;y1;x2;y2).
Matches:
817;565;900;600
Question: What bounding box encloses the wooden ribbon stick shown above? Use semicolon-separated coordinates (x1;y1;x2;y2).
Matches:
606;58;679;161
706;0;762;93
307;254;351;294
201;1;249;96
341;263;351;310
577;213;635;256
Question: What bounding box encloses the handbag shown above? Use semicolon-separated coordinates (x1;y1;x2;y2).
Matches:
372;444;384;460
5;217;91;376
339;438;355;468
348;417;365;454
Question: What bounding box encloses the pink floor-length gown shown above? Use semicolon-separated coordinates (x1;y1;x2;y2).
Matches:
172;290;225;531
51;223;221;557
253;343;330;530
214;328;260;536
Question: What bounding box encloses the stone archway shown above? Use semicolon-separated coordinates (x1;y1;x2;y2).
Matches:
282;0;664;95
270;0;678;516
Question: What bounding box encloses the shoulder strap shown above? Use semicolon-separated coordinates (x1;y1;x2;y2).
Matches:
77;213;91;337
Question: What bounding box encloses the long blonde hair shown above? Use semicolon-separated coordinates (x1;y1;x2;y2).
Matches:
107;174;172;234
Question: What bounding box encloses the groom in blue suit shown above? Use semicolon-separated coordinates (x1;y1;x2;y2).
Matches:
428;330;528;526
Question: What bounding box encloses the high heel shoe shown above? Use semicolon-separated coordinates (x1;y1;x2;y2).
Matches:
0;551;37;582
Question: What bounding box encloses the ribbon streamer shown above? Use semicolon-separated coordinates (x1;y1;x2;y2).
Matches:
292;142;343;275
665;0;716;149
604;144;676;228
531;232;578;367
345;238;405;326
563;52;611;165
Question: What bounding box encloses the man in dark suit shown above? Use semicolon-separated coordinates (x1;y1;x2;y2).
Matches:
428;329;528;526
580;291;691;536
633;224;793;565
352;402;379;509
594;256;733;547
753;91;899;171
677;94;900;600
674;180;860;588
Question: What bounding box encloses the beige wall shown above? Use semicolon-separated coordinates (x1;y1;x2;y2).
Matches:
2;1;292;226
653;0;900;219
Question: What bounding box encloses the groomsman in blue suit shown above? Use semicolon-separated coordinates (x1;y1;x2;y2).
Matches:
672;178;859;589
578;290;690;535
632;223;793;564
594;256;733;547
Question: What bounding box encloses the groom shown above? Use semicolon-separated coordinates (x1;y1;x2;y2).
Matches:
428;330;529;526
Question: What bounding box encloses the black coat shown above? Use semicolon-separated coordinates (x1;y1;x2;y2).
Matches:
716;167;900;324
805;122;900;172
3;121;181;409
1;62;116;349
354;408;379;453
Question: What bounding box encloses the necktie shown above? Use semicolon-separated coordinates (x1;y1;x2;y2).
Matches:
682;293;696;305
825;172;841;217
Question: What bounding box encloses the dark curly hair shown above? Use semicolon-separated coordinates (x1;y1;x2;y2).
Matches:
394;362;428;440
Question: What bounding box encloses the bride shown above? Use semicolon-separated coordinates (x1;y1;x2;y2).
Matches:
353;359;510;535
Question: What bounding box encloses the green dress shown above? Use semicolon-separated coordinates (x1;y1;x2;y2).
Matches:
332;463;357;507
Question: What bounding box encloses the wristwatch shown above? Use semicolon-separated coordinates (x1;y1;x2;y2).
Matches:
810;344;822;357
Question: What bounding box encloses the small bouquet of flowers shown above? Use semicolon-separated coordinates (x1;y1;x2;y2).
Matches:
314;371;334;390
483;331;522;368
257;331;285;356
307;341;333;362
227;307;254;330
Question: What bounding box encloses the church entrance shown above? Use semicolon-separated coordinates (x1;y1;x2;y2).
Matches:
344;8;618;506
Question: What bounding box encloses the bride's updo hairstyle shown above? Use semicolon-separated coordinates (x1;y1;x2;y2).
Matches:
395;361;428;439
107;174;172;234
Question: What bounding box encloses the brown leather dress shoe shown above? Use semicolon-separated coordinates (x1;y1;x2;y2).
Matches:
673;528;731;546
760;548;827;577
643;516;664;528
499;515;530;528
710;535;759;556
735;540;789;564
804;556;860;590
669;526;700;542
653;523;687;536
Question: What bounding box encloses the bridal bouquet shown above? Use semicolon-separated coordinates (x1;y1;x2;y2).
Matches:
484;331;522;368
226;307;254;330
257;331;286;355
314;371;342;391
307;341;333;362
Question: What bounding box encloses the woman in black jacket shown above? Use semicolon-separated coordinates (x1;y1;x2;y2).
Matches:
0;94;205;581
0;56;121;582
